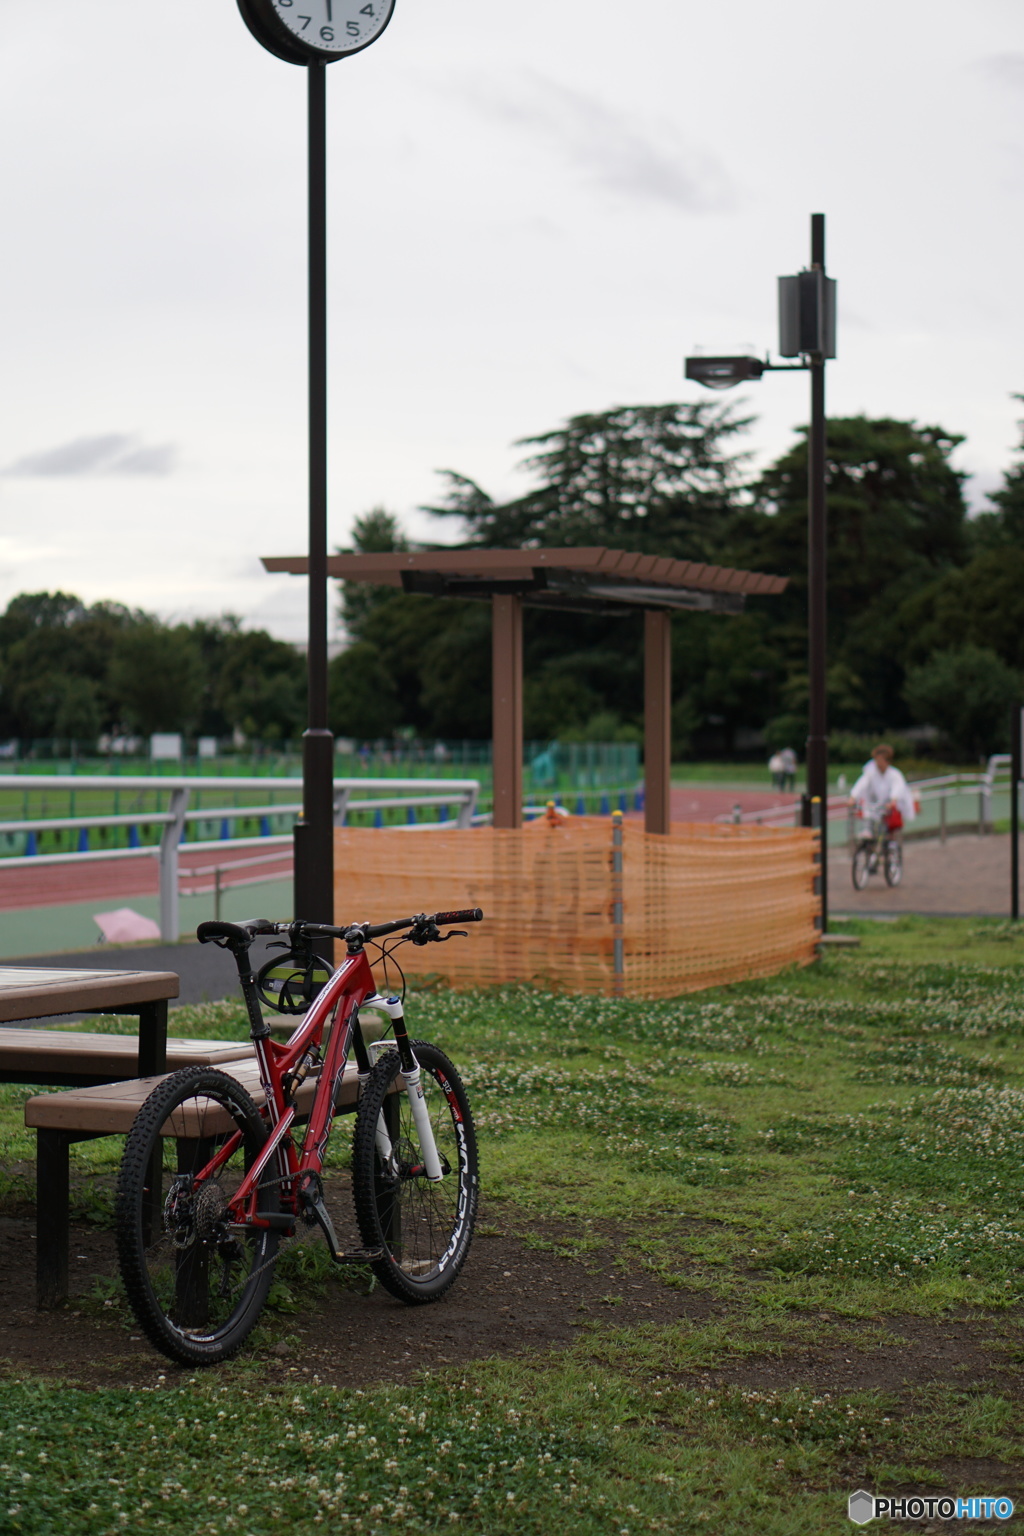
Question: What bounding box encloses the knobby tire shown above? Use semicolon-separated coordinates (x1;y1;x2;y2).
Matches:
351;1040;478;1304
116;1066;281;1366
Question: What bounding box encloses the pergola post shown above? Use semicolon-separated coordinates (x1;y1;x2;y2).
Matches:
644;610;672;835
492;594;523;829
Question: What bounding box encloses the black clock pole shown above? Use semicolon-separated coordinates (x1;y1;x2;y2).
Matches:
294;59;334;933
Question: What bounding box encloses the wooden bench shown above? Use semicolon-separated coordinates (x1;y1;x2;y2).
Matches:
0;1029;253;1087
25;1057;363;1307
0;965;181;1082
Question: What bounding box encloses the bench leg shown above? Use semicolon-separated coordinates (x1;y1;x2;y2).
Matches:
138;998;168;1078
36;1129;70;1309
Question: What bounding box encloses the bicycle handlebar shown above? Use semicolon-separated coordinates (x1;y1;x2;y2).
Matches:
197;909;484;951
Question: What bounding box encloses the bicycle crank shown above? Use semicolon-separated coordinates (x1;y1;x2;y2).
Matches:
297;1171;383;1264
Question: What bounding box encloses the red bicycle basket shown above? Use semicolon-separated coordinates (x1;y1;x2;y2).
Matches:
885;807;903;832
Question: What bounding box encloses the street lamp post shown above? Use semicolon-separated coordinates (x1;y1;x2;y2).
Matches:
685;212;836;930
804;214;830;930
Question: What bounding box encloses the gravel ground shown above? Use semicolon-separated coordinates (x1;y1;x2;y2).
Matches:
829;832;1021;917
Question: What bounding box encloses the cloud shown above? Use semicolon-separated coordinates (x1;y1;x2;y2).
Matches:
109;443;178;476
974;53;1024;90
4;433;178;477
460;72;733;214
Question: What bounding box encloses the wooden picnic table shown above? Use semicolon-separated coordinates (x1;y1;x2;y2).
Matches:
0;965;177;1082
0;964;253;1308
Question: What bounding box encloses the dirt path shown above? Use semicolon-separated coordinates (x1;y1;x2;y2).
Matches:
3;1205;1023;1407
0;1206;714;1390
829;833;1020;917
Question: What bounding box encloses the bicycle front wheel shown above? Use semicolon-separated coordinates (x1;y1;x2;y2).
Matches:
116;1066;281;1366
852;844;871;890
351;1040;478;1304
884;839;903;887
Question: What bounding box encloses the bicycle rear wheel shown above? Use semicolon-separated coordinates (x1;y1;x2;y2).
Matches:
351;1040;478;1304
116;1066;281;1366
884;839;903;887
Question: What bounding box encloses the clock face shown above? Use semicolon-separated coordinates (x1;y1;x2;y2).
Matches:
271;0;395;58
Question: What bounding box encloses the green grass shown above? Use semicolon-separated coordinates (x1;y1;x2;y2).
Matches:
4;1360;1022;1536
3;916;1024;1532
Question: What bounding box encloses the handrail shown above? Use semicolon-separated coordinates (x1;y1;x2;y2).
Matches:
0;774;478;794
0;774;480;942
715;755;1020;838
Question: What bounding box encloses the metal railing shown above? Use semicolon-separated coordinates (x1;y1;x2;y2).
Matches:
0;775;479;941
716;756;1018;849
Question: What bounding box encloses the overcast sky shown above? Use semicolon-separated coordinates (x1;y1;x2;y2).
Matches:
2;0;1023;641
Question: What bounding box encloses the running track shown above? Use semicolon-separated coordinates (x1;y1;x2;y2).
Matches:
0;846;292;912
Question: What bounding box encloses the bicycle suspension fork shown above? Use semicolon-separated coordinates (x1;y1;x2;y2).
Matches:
360;994;444;1181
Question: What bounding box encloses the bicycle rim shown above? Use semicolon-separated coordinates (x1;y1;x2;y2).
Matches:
116;1067;280;1365
351;1040;478;1304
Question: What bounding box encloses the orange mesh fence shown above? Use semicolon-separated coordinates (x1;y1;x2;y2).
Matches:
334;817;820;998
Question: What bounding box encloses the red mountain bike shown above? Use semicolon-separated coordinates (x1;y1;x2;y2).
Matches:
115;909;482;1365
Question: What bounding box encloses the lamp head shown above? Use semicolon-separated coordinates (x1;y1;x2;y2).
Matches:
684;355;765;390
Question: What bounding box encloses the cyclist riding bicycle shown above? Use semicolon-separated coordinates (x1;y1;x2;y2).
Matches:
848;743;916;888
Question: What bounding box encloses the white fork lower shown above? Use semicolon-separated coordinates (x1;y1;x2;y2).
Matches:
363;1003;444;1181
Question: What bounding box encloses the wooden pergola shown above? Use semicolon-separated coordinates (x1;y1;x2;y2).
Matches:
262;547;787;834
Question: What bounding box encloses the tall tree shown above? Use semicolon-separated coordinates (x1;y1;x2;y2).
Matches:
214;629;306;743
904;644;1021;757
108;622;205;736
338;506;410;637
425;401;752;559
0;592;143;739
732;416;972;736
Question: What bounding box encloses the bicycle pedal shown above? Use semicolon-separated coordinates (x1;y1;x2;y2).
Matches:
331;1246;384;1265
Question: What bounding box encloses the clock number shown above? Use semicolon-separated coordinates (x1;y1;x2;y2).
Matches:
360;4;375;13
278;0;293;6
297;14;311;28
321;26;336;41
347;20;360;35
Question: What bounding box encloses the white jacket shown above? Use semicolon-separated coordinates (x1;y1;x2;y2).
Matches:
850;761;916;822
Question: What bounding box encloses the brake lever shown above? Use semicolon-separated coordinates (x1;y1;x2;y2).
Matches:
433;929;467;942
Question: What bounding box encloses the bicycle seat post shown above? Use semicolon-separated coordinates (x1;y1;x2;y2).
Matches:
227;936;273;1042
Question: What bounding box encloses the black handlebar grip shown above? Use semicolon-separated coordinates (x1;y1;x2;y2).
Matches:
432;908;484;925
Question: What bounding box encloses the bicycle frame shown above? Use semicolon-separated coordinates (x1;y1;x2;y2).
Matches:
189;944;443;1255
